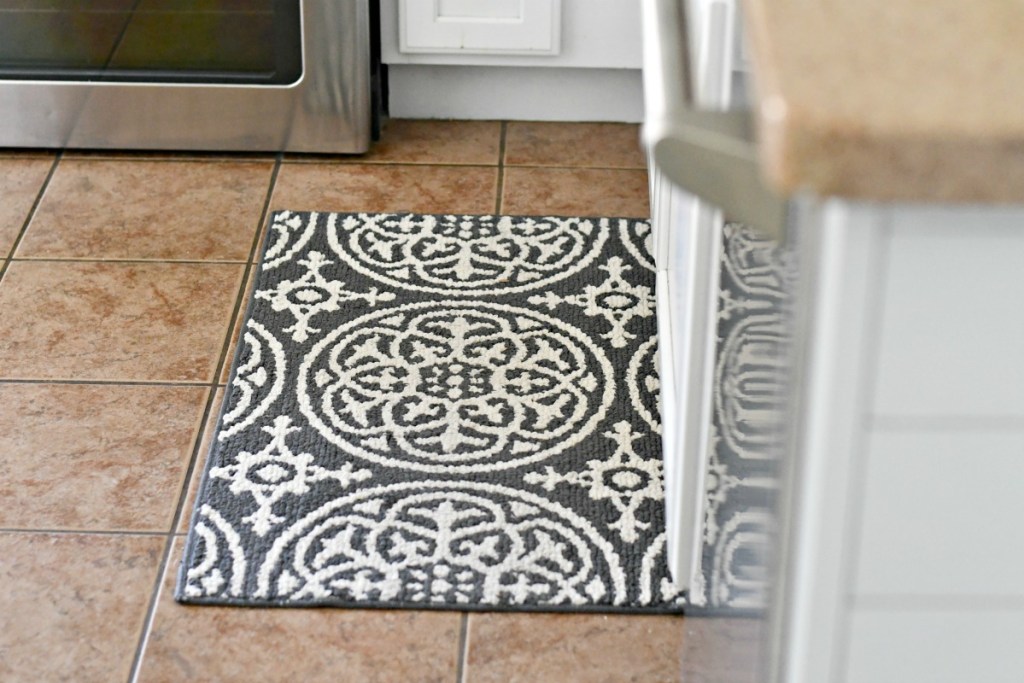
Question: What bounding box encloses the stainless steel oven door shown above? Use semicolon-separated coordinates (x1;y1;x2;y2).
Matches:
0;0;371;153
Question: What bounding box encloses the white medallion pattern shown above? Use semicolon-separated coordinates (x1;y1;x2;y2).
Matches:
218;321;286;442
709;509;774;609
262;210;319;270
528;256;655;348
627;336;661;433
250;481;626;606
715;314;788;461
297;301;615;473
524;421;663;543
639;532;688;607
256;250;396;342
182;505;247;599
618;218;656;272
179;211;686;612
325;213;608;295
210;416;373;536
695;221;790;609
721;222;793;299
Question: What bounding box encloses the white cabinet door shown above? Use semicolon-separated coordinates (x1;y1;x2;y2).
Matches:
399;0;561;55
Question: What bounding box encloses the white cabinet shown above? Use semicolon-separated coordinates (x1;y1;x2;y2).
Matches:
380;0;644;121
644;0;1024;679
778;204;1024;682
643;0;750;599
398;0;561;56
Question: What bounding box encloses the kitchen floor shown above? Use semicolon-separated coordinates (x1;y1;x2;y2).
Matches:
0;120;761;683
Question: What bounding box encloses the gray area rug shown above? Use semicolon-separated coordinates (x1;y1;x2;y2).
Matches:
176;211;779;612
178;211;686;612
690;223;789;611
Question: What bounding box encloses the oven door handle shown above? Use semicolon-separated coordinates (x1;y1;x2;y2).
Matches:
641;0;788;242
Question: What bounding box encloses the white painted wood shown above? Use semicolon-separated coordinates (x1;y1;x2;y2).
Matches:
641;0;740;594
854;429;1024;597
775;202;889;683
386;65;643;122
694;0;738;109
655;190;723;594
649;158;700;588
381;0;641;68
776;202;1024;683
844;609;1024;683
399;0;561;56
438;0;521;18
872;207;1024;419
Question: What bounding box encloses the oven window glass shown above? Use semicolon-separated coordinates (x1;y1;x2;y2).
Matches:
0;0;302;84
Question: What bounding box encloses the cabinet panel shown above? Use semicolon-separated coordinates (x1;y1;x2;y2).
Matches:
846;609;1024;683
855;429;1024;596
382;0;640;68
399;0;560;56
872;209;1024;418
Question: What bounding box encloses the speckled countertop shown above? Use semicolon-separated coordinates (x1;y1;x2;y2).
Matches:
742;0;1024;202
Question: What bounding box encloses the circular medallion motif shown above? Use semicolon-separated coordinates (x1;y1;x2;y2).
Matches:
619;218;656;272
326;213;608;295
297;301;615;473
627;336;661;433
254;481;626;606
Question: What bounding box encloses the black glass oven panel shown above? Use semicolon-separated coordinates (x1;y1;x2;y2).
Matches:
0;0;302;84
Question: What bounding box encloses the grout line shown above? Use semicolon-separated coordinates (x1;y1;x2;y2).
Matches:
495;122;507;214
0;151;61;282
279;157;643;172
0;151;57;159
502;163;648;172
854;594;1024;611
59;154;277;164
0;156;646;172
283;158;500;167
283;160;500;170
0;528;168;537
277;160;646;172
8;257;248;265
868;414;1024;431
125;155;283;683
456;613;469;683
0;378;215;387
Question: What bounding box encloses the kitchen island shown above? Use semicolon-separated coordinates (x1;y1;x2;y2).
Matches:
645;0;1024;680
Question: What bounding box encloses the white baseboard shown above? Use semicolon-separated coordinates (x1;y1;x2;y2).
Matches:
386;65;644;122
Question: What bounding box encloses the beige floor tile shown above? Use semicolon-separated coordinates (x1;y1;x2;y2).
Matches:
0;150;55;159
63;150;276;163
291;119;502;166
502;167;650;218
177;388;224;534
271;163;499;215
0;532;164;683
464;612;686;683
137;539;462;683
677;617;766;683
0;261;243;381
0;156;53;257
17;159;272;260
504;122;646;169
0;384;208;531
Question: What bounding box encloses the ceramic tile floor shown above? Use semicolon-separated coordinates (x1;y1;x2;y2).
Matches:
0;120;763;683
